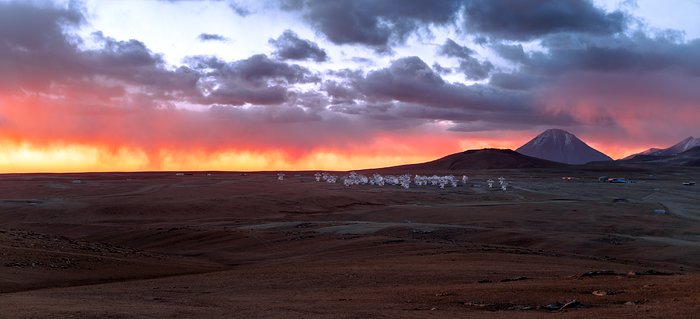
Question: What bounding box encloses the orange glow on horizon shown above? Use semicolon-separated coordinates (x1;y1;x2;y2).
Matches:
0;91;675;173
0;140;458;173
0;137;637;173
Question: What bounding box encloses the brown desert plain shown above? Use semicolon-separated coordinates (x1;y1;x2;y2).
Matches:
1;160;700;318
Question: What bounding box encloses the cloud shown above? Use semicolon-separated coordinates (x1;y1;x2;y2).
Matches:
198;33;229;42
438;39;494;80
228;1;251;16
350;57;539;118
281;0;464;50
455;58;494;80
187;54;318;105
463;0;628;40
532;31;700;75
3;0;700;169
488;72;542;90
268;29;327;62
314;56;599;133
0;1;321;112
438;39;475;59
431;62;452;75
0;1;84;92
0;2;200;102
490;42;528;63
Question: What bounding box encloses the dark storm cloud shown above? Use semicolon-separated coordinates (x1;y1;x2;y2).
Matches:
8;0;700;148
209;54;317;85
463;0;628;40
198;33;228;42
534;32;700;75
282;0;628;49
316;55;593;128
322;80;361;102
438;39;494;80
456;58;494;80
93;34;162;66
269;29;328;62
321;68;364;104
488;72;542;90
485;30;700;93
431;63;453;75
281;0;464;50
84;32;201;100
0;2;322;110
439;39;475;59
491;43;528;63
329;98;578;130
187;54;318;105
0;1;84;91
354;56;529;112
0;2;200;101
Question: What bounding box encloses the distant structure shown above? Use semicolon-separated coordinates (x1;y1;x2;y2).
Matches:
313;172;468;190
498;177;508;191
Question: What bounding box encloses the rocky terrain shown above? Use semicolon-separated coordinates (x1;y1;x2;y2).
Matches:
1;166;699;318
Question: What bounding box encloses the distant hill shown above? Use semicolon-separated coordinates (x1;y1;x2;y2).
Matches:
373;148;566;172
621;146;700;167
625;137;700;159
516;129;613;165
622;148;662;160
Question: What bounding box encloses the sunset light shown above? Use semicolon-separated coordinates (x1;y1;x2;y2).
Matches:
4;1;700;318
0;0;698;172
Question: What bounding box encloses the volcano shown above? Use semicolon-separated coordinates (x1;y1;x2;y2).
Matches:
516;129;613;165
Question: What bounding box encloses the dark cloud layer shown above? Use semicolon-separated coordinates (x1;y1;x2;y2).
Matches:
438;39;494;80
187;54;318;105
280;0;628;48
3;0;700;163
0;1;322;109
463;0;627;40
0;2;83;91
269;29;327;62
487;31;700;93
348;56;544;128
491;43;528;63
281;0;464;50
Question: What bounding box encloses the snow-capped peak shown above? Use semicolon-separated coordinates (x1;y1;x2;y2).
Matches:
678;136;700;152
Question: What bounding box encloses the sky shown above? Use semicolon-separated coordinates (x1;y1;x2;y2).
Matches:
1;0;699;172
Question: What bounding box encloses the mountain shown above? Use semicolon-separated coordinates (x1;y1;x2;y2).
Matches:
515;129;613;165
374;148;566;172
622;146;700;167
628;137;700;158
622;148;662;160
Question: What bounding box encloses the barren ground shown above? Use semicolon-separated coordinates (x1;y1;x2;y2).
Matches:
1;167;700;318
